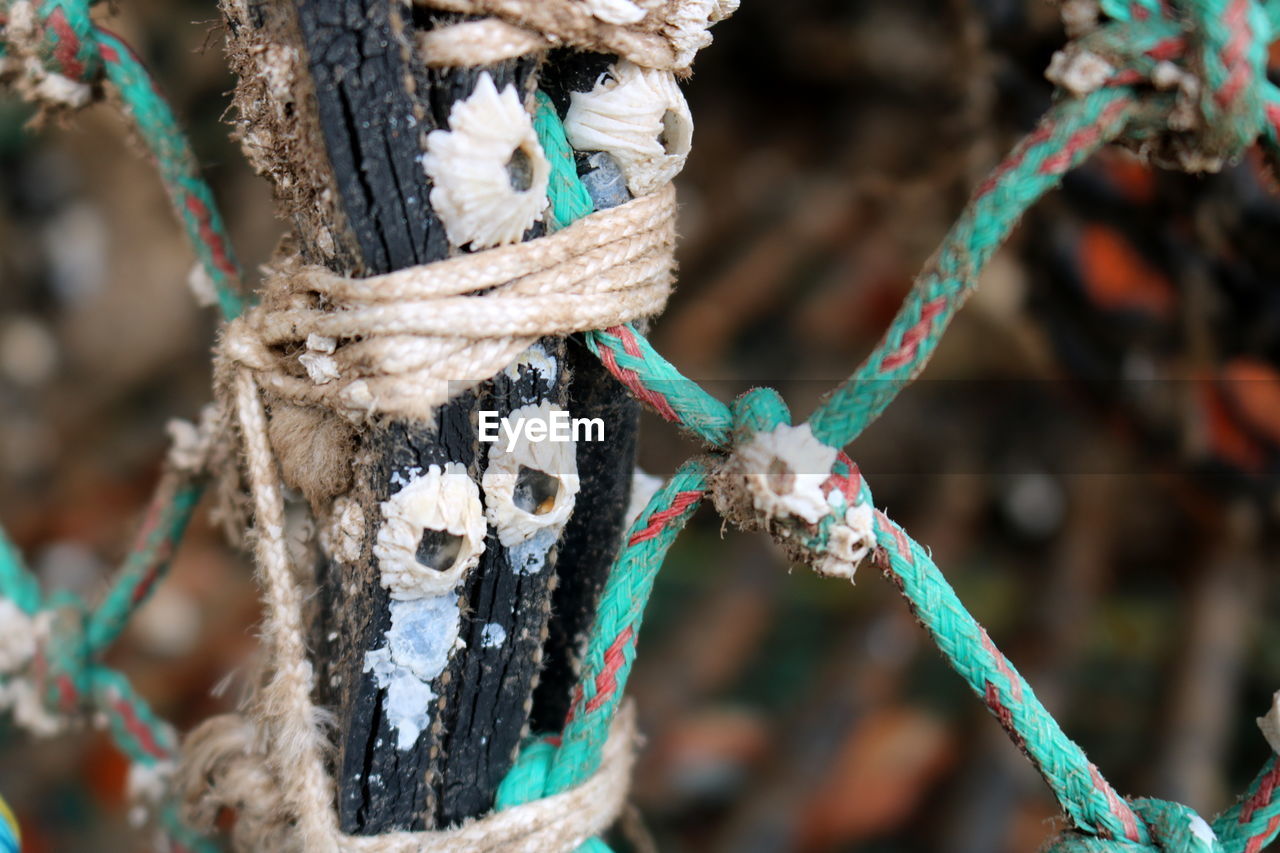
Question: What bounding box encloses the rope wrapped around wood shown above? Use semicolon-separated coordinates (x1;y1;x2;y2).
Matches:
218;185;676;424
415;0;738;71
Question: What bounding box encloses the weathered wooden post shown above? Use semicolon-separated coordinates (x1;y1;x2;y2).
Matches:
219;0;641;833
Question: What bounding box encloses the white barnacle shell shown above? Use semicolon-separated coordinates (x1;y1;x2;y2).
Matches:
482;402;581;547
423;72;550;249
563;60;693;197
374;462;487;599
583;0;646;24
735;422;838;526
815;500;876;580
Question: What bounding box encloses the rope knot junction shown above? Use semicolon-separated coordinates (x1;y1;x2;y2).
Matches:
1045;0;1276;171
1048;798;1222;852
709;388;877;581
2;0;103;107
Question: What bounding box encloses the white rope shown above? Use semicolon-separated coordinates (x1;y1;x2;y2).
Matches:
220;185;676;424
413;0;737;71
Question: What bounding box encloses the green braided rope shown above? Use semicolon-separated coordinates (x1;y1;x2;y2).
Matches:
807;88;1136;448
1212;756;1280;850
84;474;201;654
0;2;245;320
527;13;1280;848
871;506;1148;842
95;29;243;321
584;324;734;446
546;460;709;793
536;89;595;232
3;3;1280;851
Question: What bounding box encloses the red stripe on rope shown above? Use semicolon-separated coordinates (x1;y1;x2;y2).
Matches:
598;328;681;424
129;559;166;608
1245;814;1280;853
1107;69;1144;86
45;7;85;80
628;490;703;546
56;673;77;713
1089;763;1142;842
128;501;172;606
1145;36;1184;61
564;684;585;724
983;680;1017;734
584;626;635;714
875;510;913;565
183;195;238;279
1240;759;1280;823
1216;0;1253;107
879;296;947;371
975;124;1056;199
110;693;171;761
822;453;862;504
1040;100;1130;176
981;628;1024;703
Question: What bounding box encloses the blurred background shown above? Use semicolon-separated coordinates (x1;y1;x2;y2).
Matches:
3;0;1280;850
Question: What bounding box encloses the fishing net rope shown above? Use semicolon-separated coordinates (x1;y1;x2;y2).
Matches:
1;0;1279;851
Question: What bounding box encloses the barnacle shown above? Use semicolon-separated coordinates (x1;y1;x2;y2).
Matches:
815;501;876;580
482;402;581;546
423;73;550;249
373;462;487;599
583;0;646;24
563;60;693;197
734;422;838;526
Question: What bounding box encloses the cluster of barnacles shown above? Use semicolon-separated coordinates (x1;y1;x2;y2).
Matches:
712;421;877;582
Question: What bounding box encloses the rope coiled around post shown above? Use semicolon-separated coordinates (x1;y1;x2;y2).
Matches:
219;184;676;424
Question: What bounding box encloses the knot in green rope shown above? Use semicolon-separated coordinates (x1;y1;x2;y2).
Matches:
2;0;102;85
1048;798;1222;853
1048;0;1275;170
705;389;879;580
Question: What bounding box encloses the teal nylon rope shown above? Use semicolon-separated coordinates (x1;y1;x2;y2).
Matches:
513;2;1280;850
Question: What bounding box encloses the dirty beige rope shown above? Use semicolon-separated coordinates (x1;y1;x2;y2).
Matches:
415;0;737;70
219;185;675;424
176;363;637;853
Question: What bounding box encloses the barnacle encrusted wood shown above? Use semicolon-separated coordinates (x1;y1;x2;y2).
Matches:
199;0;731;842
220;0;355;267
